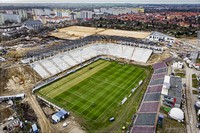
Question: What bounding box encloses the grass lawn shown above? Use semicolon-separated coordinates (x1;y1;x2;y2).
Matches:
196;59;200;63
157;107;186;133
192;74;197;79
37;59;151;131
192;90;198;95
175;73;185;78
192;74;198;88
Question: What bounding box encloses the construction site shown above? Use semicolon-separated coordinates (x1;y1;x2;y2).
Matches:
50;26;151;40
0;25;199;133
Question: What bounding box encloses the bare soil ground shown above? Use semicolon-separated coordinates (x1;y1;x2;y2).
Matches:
0;65;41;96
147;52;171;64
0;103;13;122
50;26;152;40
98;29;151;39
5;50;26;59
38;93;86;133
50;26;105;40
53;115;85;133
179;37;200;48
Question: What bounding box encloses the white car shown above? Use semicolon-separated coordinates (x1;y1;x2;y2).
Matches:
63;122;69;127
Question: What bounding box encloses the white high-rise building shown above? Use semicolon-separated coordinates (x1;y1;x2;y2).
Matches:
0;13;21;25
70;13;77;20
0;14;4;25
61;12;69;17
17;10;28;19
43;9;51;16
32;8;51;16
94;9;100;13
80;11;94;19
53;10;69;18
5;10;14;14
100;8;107;14
100;7;144;15
32;9;44;16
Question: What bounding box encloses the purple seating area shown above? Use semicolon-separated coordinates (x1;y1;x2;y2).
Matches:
154;68;167;74
139;102;159;113
153;62;166;70
134;113;157;125
131;126;155;133
131;61;167;133
149;79;164;86
152;73;165;80
147;85;163;93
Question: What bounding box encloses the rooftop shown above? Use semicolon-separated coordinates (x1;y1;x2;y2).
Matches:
168;76;182;98
32;123;38;131
149;31;173;39
55;109;68;118
164;75;170;84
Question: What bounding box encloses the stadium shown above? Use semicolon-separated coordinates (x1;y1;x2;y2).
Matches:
25;26;166;132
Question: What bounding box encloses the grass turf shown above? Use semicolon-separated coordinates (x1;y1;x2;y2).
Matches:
192;74;198;88
37;59;148;130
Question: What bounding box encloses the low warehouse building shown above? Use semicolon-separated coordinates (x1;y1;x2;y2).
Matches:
161;76;182;108
147;31;175;43
52;109;70;123
172;62;184;69
0;93;25;102
23;20;43;30
32;123;39;133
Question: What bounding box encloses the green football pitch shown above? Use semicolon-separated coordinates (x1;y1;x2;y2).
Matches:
37;59;148;125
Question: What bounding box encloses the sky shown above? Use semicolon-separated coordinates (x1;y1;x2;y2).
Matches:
2;0;199;4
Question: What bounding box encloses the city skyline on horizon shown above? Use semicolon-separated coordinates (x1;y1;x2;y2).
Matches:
2;0;199;4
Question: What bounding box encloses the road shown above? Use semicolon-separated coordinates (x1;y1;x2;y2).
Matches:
185;63;199;133
23;81;58;133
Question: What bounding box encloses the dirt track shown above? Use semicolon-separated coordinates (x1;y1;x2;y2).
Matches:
25;85;55;133
185;63;199;133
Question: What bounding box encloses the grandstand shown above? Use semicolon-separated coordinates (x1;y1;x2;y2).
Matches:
24;30;166;132
30;43;152;79
131;61;167;133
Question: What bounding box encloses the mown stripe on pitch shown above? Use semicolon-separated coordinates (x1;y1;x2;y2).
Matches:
40;60;106;95
87;69;144;119
45;60;107;95
48;61;111;98
43;60;147;121
84;66;141;119
72;63;130;111
77;64;140;118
